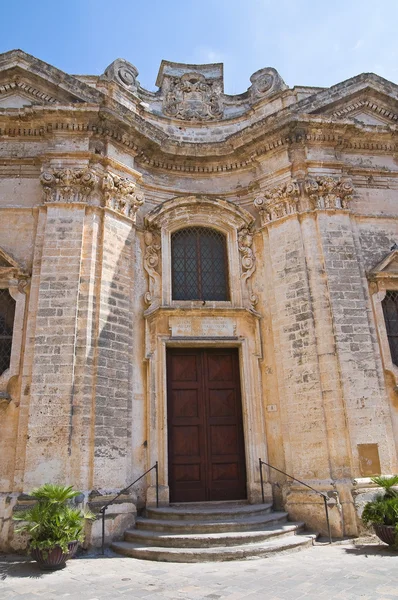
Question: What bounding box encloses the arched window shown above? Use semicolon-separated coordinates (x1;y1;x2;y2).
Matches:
0;289;16;375
382;290;398;367
171;227;229;301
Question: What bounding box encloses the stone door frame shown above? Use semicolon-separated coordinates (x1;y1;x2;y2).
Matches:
144;308;271;507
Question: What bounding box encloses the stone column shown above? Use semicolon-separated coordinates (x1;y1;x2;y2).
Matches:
89;172;144;545
255;181;340;535
23;168;97;488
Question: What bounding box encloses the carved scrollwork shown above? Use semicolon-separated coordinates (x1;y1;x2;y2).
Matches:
304;176;353;210
163;72;223;121
143;227;161;308
254;180;300;225
238;226;258;309
250;67;288;103
40;168;97;204
102;173;144;222
102;58;139;92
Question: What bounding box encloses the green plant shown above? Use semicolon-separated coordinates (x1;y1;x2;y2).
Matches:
13;484;95;556
361;476;398;547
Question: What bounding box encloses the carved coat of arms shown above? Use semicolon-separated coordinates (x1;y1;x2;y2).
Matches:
163;72;223;121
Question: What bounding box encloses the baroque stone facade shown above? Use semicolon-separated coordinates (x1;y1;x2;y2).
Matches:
0;49;397;549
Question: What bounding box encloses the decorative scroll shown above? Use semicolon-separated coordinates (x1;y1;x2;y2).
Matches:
102;173;144;222
40;169;97;204
163;72;223;121
304;176;353;210
143;227;161;307
254;180;300;225
238;226;258;309
250;67;287;103
102;58;139;92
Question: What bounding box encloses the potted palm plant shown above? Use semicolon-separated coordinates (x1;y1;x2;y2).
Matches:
13;483;95;570
361;475;398;548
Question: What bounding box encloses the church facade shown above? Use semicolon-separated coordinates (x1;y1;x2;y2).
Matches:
0;49;397;549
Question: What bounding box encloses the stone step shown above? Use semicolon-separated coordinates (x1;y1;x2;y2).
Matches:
111;533;317;562
136;511;289;533
145;502;273;522
124;522;306;548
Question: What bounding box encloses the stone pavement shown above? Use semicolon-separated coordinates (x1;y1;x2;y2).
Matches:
0;539;397;600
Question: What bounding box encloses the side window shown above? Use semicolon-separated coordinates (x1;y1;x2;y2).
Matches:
382;290;398;367
0;288;16;376
171;227;229;301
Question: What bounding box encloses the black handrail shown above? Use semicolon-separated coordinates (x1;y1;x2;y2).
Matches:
259;458;332;544
99;461;159;555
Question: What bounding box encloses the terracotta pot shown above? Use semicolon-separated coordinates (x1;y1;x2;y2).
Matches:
373;524;397;546
31;541;79;570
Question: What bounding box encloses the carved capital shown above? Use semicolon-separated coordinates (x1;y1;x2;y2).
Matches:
304;176;353;210
143;227;161;307
102;173;144;222
238;226;258;309
254;180;300;225
40;168;97;204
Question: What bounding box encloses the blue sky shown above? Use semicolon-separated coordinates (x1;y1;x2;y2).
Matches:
1;0;397;94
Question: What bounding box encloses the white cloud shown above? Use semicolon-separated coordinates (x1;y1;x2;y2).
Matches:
193;46;225;64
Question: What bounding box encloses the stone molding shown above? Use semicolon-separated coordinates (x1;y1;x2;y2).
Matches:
102;172;144;222
0;80;59;104
254;176;354;224
238;226;258;309
143;227;161;308
40;168;98;204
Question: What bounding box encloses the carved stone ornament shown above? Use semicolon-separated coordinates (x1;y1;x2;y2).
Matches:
238;226;258;309
254;180;300;225
143;227;161;307
40;168;98;204
304;176;353;210
163;72;223;121
102;173;144;222
250;67;288;103
102;58;139;92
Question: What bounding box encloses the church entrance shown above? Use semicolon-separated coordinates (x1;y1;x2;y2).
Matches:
167;348;247;502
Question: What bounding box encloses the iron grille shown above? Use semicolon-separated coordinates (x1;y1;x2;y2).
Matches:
0;289;16;375
382;290;398;367
171;227;229;301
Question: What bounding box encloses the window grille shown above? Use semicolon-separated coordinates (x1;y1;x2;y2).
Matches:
171;227;229;301
382;290;398;367
0;289;16;375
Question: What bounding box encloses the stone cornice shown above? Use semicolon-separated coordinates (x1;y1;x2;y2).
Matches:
1;109;398;175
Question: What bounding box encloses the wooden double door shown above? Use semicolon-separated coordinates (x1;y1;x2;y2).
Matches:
167;348;247;502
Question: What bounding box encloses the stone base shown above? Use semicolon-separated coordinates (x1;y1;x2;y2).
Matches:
86;491;137;548
284;486;344;538
146;485;169;507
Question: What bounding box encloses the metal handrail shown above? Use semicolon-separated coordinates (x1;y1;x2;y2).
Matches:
259;458;332;544
99;461;159;554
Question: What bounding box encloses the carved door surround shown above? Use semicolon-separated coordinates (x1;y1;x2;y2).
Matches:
144;307;269;507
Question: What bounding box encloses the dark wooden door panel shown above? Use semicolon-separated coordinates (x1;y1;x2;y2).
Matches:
167;348;246;502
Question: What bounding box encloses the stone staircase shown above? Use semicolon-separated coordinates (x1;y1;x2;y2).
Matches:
111;501;317;562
